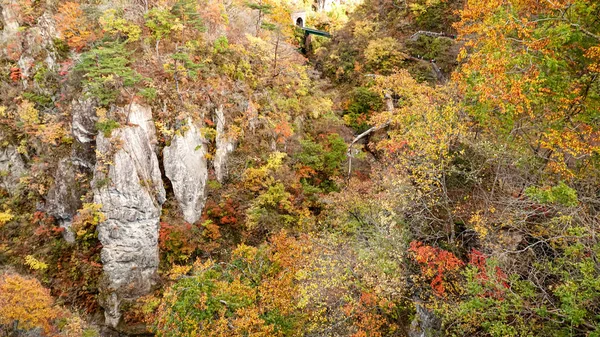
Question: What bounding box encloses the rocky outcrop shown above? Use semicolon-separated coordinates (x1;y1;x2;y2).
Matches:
71;98;98;169
93;109;165;328
123;103;157;147
0;0;22;60
409;303;441;337
46;98;97;242
0;145;25;193
214;105;236;183
163;121;208;224
1;0;58;82
46;159;81;243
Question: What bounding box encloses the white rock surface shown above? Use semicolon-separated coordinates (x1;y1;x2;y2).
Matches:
126;103;157;146
163;121;208;224
93;120;165;328
214;105;236;183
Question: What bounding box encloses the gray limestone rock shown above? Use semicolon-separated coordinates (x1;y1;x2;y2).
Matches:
409;303;441;337
0;0;22;60
93;119;165;328
46;98;97;242
214;105;236;183
0;145;25;193
124;102;157;147
45;158;81;243
71;97;98;169
163;120;208;224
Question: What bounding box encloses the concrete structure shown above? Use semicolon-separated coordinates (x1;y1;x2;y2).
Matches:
292;10;306;27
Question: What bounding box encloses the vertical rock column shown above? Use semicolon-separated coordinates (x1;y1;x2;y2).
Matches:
163;120;208;224
93;106;165;328
214;105;236;183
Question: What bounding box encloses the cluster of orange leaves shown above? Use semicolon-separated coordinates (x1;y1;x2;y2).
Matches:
454;0;600;177
344;292;397;337
9;67;21;82
54;2;96;51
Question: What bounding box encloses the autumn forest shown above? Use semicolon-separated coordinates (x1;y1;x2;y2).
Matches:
0;0;599;336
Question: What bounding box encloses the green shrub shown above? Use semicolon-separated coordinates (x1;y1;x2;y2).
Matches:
344;87;382;132
95;119;120;137
525;181;579;207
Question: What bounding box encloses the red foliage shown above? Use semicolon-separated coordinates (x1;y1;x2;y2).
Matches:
32;212;64;239
409;241;465;296
203;198;241;229
468;249;509;299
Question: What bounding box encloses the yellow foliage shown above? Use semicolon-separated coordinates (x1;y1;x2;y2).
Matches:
243;151;286;192
0;273;58;333
100;9;142;42
0;210;13;227
25;255;48;271
17;99;39;124
168;264;192;280
72;203;106;239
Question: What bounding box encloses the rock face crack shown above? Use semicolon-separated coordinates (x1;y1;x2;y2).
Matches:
92;105;165;328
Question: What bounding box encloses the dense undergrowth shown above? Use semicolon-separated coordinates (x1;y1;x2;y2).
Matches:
1;0;600;336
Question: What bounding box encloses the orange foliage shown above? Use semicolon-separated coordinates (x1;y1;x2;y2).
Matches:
409;241;464;296
55;2;96;51
9;67;21;82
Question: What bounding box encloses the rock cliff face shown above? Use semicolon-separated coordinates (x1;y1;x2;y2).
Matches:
93;106;165;327
125;103;157;147
163;120;208;224
409;303;441;337
46;98;98;242
1;0;58;82
214;105;236;183
45;159;81;243
0;145;25;193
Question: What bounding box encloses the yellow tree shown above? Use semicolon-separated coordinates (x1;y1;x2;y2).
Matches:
0;273;58;334
454;0;600;177
371;70;465;242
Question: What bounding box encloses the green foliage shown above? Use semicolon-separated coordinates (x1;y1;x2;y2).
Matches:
344;87;382;132
171;0;206;32
152;233;308;337
76;41;144;105
145;8;181;41
138;87;157;101
22;92;52;108
213;36;229;54
95;119;120;137
170;51;203;80
442;244;600;337
52;38;71;58
247;182;296;231
296;133;347;191
525;182;579;207
245;2;273;14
